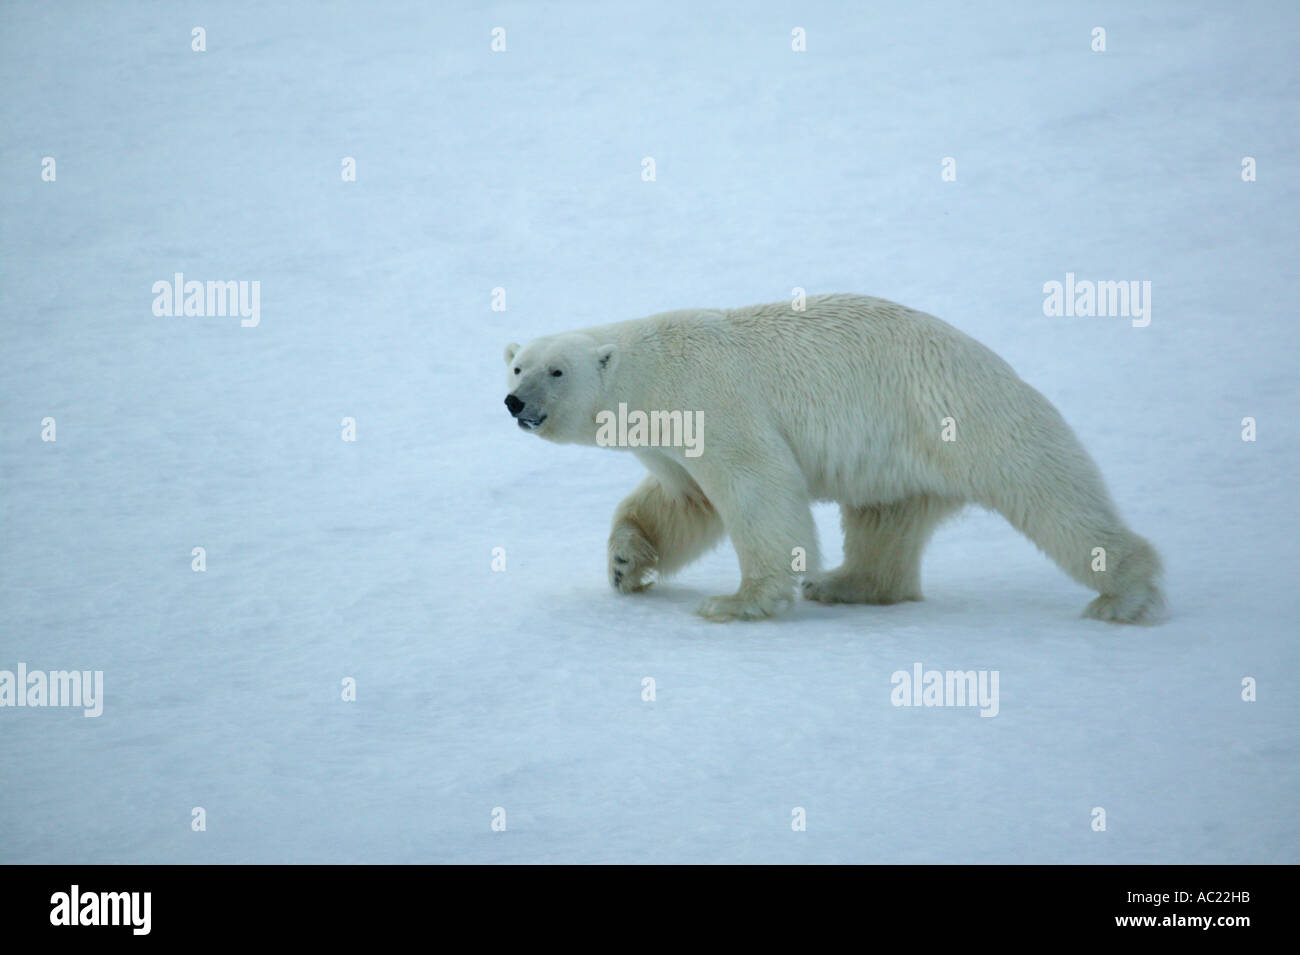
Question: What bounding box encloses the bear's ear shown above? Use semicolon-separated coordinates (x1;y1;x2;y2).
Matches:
596;343;618;374
503;342;520;366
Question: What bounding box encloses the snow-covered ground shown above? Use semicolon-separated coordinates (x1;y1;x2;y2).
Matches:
2;1;1297;863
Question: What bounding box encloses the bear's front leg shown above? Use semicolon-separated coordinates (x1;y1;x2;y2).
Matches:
607;473;726;595
691;449;820;622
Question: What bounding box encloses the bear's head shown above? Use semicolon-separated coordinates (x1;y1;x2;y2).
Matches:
503;333;618;444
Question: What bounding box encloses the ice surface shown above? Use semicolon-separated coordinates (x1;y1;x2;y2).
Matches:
1;1;1296;863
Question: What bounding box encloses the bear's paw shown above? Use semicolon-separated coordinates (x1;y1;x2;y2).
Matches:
696;584;794;622
608;523;658;594
801;570;921;605
1082;581;1166;625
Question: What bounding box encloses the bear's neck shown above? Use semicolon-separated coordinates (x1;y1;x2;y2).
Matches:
583;319;675;445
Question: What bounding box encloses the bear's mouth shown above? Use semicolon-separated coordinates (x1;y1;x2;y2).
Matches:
517;414;547;431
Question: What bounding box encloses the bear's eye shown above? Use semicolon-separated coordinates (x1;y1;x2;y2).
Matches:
513;367;520;375
551;369;563;378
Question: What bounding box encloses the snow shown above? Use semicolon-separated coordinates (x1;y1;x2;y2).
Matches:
1;1;1297;863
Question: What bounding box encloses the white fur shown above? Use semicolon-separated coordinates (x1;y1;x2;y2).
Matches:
504;293;1164;623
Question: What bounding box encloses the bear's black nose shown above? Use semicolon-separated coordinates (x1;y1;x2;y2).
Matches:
504;394;525;416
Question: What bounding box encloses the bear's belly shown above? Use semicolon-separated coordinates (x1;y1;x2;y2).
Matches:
792;432;949;508
802;462;928;508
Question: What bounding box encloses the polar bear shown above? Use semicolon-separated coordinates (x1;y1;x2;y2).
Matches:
503;293;1163;624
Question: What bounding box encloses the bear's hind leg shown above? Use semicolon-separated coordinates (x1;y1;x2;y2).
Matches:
978;453;1165;624
802;496;962;605
608;475;724;594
